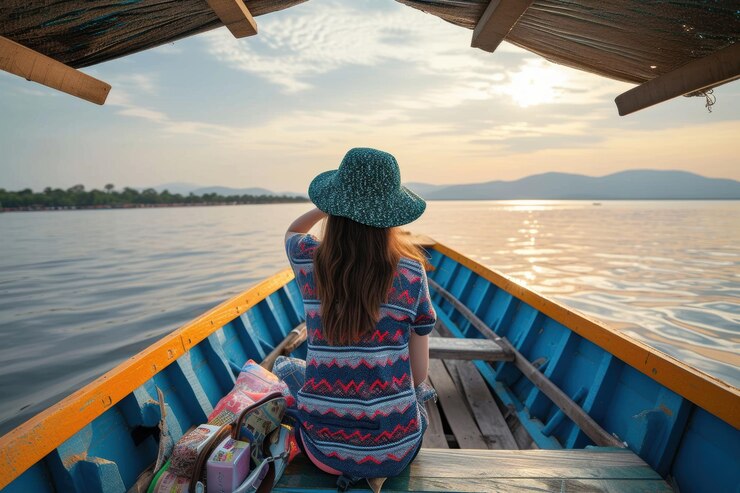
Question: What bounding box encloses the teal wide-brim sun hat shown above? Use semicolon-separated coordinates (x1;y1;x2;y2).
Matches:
308;148;426;228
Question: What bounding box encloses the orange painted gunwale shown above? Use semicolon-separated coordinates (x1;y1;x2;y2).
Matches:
0;268;295;489
432;242;740;430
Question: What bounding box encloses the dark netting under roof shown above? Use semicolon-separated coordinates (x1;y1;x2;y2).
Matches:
0;0;307;68
397;0;740;84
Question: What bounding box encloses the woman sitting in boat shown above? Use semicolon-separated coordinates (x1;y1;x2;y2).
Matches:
275;147;436;486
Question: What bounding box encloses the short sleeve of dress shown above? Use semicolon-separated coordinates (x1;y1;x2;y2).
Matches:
285;233;320;269
410;267;436;336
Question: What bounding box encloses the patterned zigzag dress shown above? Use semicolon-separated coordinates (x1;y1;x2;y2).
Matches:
285;233;437;477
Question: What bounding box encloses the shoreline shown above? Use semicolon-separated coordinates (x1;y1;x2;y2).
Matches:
0;200;309;213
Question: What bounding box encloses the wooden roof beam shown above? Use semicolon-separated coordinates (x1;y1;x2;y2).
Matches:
0;36;110;105
471;0;535;53
616;42;740;116
206;0;258;38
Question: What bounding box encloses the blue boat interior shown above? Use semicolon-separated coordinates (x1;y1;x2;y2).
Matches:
2;247;738;493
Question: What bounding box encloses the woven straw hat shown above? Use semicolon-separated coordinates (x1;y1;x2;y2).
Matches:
308;148;426;228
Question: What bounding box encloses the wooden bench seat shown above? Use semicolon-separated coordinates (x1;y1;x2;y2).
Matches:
274;448;672;492
428;337;512;361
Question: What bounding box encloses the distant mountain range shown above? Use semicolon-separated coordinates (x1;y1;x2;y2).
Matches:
406;170;740;200
151;170;740;201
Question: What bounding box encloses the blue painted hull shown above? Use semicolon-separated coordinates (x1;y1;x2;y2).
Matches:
425;249;739;493
2;245;738;492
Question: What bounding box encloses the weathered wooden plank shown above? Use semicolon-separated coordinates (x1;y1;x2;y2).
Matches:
507;410;538;450
435;314;541;450
277;476;672;492
421;399;448;449
615;42;740;115
276;449;671;491
395;478;673;492
446;359;518;450
409;449;662;480
0;36;110;104
429;337;512;361
429;278;624;449
427;359;488;449
471;0;535;53
205;0;258;38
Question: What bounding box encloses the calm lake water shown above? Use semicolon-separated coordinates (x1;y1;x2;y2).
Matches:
0;201;738;435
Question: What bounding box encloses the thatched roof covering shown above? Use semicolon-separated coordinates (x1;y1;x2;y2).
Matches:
398;0;739;85
1;0;738;111
0;0;307;68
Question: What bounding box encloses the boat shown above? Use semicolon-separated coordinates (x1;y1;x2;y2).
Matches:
1;1;738;491
1;235;737;492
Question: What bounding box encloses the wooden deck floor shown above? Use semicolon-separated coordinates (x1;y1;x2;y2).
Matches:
275;448;673;492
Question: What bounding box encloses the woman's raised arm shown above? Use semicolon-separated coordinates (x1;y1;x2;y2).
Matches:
286;207;327;241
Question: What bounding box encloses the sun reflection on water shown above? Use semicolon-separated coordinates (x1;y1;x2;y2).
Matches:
502;200;559;212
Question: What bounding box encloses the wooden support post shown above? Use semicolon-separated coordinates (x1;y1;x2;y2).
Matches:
428;278;625;449
615;42;740;116
0;36;111;105
471;0;534;53
206;0;258;38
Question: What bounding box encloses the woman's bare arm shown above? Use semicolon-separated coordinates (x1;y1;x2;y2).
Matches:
286;207;327;241
408;332;429;386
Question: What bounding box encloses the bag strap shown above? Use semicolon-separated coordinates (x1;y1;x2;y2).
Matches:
255;462;275;493
255;426;293;493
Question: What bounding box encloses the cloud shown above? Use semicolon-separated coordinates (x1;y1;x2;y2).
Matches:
117;107;168;123
103;73;245;141
201;0;628;114
106;73;160;107
201;0;503;94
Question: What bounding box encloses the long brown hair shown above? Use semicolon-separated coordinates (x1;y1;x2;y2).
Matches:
314;215;426;346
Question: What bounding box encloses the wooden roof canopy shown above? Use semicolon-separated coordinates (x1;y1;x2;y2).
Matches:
1;0;738;114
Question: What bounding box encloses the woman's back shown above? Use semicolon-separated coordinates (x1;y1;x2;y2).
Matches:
286;232;435;477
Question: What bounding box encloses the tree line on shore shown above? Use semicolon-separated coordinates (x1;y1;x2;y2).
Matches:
0;185;309;210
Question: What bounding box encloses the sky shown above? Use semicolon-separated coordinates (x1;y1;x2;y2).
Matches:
1;0;739;194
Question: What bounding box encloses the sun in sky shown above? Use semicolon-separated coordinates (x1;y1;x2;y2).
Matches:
496;60;571;107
